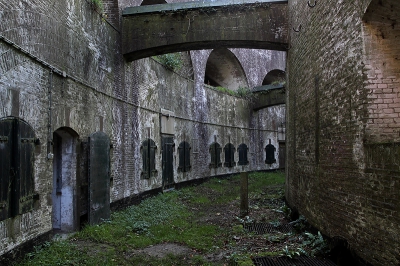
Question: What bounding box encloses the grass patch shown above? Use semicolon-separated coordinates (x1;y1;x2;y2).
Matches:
17;171;287;265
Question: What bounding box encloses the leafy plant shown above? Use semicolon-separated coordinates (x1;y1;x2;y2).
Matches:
90;0;103;12
154;53;183;71
302;231;329;257
236;87;254;100
280;245;308;259
215;86;236;96
289;215;308;232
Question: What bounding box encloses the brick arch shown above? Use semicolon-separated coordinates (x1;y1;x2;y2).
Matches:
204;48;248;91
262;69;286;86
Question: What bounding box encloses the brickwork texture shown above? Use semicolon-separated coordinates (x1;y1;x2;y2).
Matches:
286;0;400;265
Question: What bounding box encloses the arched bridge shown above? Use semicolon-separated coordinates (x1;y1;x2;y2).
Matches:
122;0;288;61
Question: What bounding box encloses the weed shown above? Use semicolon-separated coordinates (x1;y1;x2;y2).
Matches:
232;224;244;234
154;53;183;71
302;231;329;257
289;215;308;232
90;0;103;12
280;245;308;258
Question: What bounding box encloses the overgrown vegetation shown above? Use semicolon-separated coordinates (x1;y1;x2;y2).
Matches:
153;53;183;71
89;0;103;12
16;171;332;266
214;86;254;100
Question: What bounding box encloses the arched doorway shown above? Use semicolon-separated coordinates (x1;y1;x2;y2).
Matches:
52;127;79;232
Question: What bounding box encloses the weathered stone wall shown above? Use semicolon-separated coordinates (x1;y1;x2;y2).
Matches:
0;0;285;256
0;0;119;255
286;0;399;265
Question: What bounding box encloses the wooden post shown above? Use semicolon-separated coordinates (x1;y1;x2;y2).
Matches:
240;171;249;217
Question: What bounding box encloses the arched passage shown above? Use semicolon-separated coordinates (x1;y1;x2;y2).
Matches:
52;127;79;232
262;69;286;86
204;48;248;91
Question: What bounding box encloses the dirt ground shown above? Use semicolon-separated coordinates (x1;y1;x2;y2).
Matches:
130;183;305;264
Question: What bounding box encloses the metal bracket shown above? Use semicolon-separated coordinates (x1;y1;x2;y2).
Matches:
293;24;302;32
308;0;316;7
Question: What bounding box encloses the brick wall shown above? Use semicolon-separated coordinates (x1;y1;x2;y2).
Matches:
363;0;400;143
287;0;400;265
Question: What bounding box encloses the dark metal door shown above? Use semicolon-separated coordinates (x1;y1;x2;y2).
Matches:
88;131;110;225
0;119;12;221
162;136;174;188
18;120;36;214
0;118;36;221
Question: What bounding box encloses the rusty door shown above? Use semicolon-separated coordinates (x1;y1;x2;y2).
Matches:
88;131;110;225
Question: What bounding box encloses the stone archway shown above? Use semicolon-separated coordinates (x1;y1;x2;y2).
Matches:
262;69;285;86
204;48;249;91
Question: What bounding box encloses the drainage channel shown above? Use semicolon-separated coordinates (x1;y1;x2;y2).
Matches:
244;223;293;234
253;256;336;266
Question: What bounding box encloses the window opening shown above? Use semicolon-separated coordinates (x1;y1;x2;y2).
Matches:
178;141;191;172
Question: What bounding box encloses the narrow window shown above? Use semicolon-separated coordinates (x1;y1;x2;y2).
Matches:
178;141;191;172
0;118;38;221
238;143;249;166
224;143;236;167
141;139;157;179
209;142;222;168
265;141;276;165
